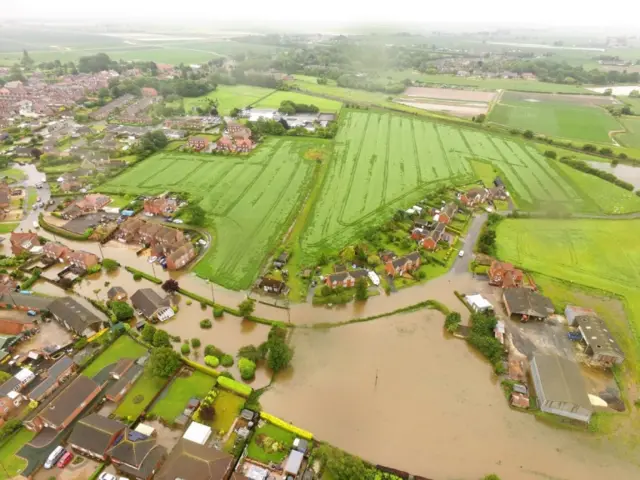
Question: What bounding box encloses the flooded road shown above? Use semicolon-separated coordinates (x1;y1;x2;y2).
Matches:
261;310;640;480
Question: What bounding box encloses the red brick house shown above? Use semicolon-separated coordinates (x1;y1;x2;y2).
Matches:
68;414;126;460
421;223;446;250
235;137;254;152
385;252;421;277
61;194;111;219
26;356;75;403
460;188;490;207
325;269;368;289
43;241;71;262
67;250;100;270
141;87;158;97
226;120;245;134
166;242;196;270
10;232;41;255
489;260;524;288
143;197;178;216
435;203;457;224
188;136;209;152
216;137;233;152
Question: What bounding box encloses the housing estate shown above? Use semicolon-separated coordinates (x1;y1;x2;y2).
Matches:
131;288;175;322
503;287;555;321
385;252;421;277
48;297;106;337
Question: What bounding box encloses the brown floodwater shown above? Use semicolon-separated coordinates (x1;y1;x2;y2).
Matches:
261;310;640;480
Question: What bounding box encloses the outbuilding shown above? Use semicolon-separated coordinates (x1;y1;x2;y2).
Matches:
465;294;492;313
576;315;624;366
284;449;304;476
183;421;212;445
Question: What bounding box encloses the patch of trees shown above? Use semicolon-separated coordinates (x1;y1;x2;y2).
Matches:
336;73;405;94
506;59;640;85
148;346;181;378
109;301;134;322
278;100;319;114
466;312;505;374
138;131;168;156
559;157;634;191
246;118;338;139
476;213;503;256
78;53;119;73
315;443;374;480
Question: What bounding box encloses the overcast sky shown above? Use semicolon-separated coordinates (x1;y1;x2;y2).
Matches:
4;0;640;28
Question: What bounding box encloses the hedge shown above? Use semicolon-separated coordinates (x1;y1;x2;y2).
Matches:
260;411;313;440
217;375;253;397
87;463;106;480
181;356;220;378
125;266;162;285
39;214;91;240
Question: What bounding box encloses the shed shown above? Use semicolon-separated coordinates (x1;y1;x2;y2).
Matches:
576;315;624;366
465;294;492;312
134;423;156;437
284;449;304;475
565;305;597;326
183;421;212;445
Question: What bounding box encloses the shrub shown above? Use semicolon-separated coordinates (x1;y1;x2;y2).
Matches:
180;343;191;355
213;307;224;318
74;338;88;350
205;344;225;357
218;375;252;396
200;302;207;310
102;258;119;272
133;273;142;281
221;354;234;367
200;319;212;329
238;357;256;380
543;150;557;159
237;345;263;363
205;355;220;367
260;412;313;439
219;371;234;379
191;338;201;348
444;312;461;333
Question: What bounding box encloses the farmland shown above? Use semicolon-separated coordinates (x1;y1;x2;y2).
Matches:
394;86;495;118
616;116;640;148
254;91;343;113
180;85;275;116
101;138;325;289
489;91;622;143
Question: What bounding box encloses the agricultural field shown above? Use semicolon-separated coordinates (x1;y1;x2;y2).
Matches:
253;91;342;113
101;137;326;289
181;85;274;116
489;91;623;143
616;116;640;148
394;86;495;118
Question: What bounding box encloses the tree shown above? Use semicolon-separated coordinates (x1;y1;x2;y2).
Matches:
0;371;10;383
523;130;534;139
355;277;368;301
238;357;256;380
102;258;119;272
267;338;293;373
162;279;180;293
630;89;640;98
237;344;263;363
367;254;381;267
191;338;201;348
149;347;181;378
21;50;34;68
474;113;486;123
229;108;241;118
181;343;191;354
238;299;255;318
341;246;355;263
621;105;633;115
180;204;205;226
111;301;134;322
30;148;42;160
153;329;171;348
543;150;557;159
141;324;156;344
444;312;462;333
316;444;372;480
483;475;501;480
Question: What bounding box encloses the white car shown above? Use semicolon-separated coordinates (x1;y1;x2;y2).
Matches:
98;473;118;480
44;446;65;469
458;250;465;257
173;219;184;224
144;212;154;217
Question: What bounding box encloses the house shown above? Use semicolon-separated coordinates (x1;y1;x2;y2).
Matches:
379;250;396;263
68;413;126;460
256;277;288;294
385;252;421;277
530;354;592;423
24;355;75;402
465;294;493;313
273;252;290;269
460;187;490;207
61;194;111;219
131;289;174;321
155;438;235;480
215;136;233;152
435;203;457;224
0;368;36;398
503;288;555;322
141;87;158;97
0;392;21;420
489;261;524;288
48;297;106;337
108;428;167;480
165;242;196;271
575;315;624;366
105;364;143;402
27;375;102;431
234;137;254;152
107;286;128;301
226;120;246;134
67;250;100;270
0;318;34;335
188;136;209;152
43;242;71;263
10;232;41;255
325;269;368;289
143;197;178;216
421;223;446;250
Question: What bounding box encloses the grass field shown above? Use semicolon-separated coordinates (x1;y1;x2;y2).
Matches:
489;91;622;143
246;422;296;464
0;428;34;479
150;371;216;422
82;336;148;379
254;91;342;113
114;369;166;419
101;138;325;289
616;116;640;148
0;168;27;181
181;85;274;115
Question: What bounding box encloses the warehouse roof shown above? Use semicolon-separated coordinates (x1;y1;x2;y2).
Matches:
532;355;591;411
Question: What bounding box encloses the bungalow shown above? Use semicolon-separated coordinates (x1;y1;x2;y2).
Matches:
489;261;524;288
435;203;457;224
105;363;144;402
143;197;178;216
0;368;36;398
325;269;368;289
421;222;446;250
43;241;71;262
131;289;174;321
460;188;490;207
24;355;75;402
68;413;126;460
10;232;41;255
48;297;106;337
155;438;235;480
108;428;167;480
107;286;128;301
256;277;287;294
67;250;100;270
385;252;421;277
503;287;554;322
188;136;209;152
166;242;196;271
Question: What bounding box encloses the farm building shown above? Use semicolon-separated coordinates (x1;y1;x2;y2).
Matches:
503;288;554;321
564;305;597;326
530;354;592;423
48;297;107;337
575;315;624;366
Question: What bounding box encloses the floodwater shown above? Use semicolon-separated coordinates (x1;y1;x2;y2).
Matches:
588;85;640;96
262;310;640;480
588;161;640;189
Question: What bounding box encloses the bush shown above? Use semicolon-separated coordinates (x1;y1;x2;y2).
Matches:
200;319;212;329
74;338;88;350
220;354;234;367
238;357;256;380
543;150;557;159
444;311;461;333
102;258;119;272
237;345;263;363
205;344;225;357
213;307;224;318
205;355;220;368
180;343;191;355
133;273;142;281
191;338;201;348
219;371;234;379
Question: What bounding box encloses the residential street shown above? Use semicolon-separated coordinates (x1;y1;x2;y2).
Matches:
450;213;486;275
15;163;49;233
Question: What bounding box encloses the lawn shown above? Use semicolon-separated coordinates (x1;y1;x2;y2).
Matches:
616;116;640;148
181;85;274;116
26;187;38;210
108;194;136;209
0;222;18;234
254;91;342;113
211;390;245;435
0;168;27;182
149;370;216;422
82;335;148;379
246;422;296;464
489;91;622;143
469;159;499;186
0;428;34;479
114;369;167;419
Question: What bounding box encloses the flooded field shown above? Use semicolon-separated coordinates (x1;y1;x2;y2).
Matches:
261;310;640;480
588;161;640;189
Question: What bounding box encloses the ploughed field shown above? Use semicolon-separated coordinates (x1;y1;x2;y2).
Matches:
489;91;623;143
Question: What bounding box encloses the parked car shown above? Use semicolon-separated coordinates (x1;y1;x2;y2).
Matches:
144;212;154;217
44;446;66;469
458;250;465;257
57;451;73;468
98;473;118;480
173;219;184;224
27;310;37;316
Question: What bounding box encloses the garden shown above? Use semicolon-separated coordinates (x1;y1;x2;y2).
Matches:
81;335;148;379
113;369;167;421
149;370;216;423
0;428;34;479
246;422;296;464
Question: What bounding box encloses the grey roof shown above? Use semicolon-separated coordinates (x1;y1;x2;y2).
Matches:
0;376;22;397
25;355;74;401
68;413;126;455
532;355;591;411
105;364;143;399
107;286;127;299
108;429;166;478
39;375;101;427
577;316;624;359
48;297;104;333
155;438;234;480
130;289;170;319
503;288;555;318
392;252;421;268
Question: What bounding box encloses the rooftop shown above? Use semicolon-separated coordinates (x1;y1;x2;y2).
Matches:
533;355;591;411
577;315;624;359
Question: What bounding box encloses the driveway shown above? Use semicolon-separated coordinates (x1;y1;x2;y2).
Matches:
509;316;575;360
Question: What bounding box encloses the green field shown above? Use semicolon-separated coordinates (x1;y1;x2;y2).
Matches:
489;91;622;143
254;91;342;113
0;428;34;479
150;371;216;422
101;138;324;289
182;85;274;115
0;223;18;234
82;335;148;378
616;116;640;148
114;369;166;419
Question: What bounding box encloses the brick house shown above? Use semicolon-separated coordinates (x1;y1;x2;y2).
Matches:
226;120;245;134
188;136;209;152
24;356;75;403
489;260;524;288
105;364;143;402
435;203;457;224
256;277;287;294
10;232;41;255
67;250;100;270
385;252;421;277
141;87;158;97
421;223;446;250
116;218;145;242
166;242;196;270
216;136;233;152
43;241;71;262
68;413;126;460
61;194;111;219
143;197;178;216
325;269;368;289
234;137;254;152
152;227;185;255
460;188;490;207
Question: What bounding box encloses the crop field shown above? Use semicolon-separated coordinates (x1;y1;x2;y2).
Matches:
101;138;325;289
181;85;275;115
616;116;640;148
254;91;342;112
489;91;623;143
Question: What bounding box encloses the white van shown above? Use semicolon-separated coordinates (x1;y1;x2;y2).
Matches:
44;446;65;469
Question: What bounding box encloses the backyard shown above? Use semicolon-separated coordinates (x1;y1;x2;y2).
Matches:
211;390;246;435
113;369;167;420
149;370;216;422
246;422;296;464
82;335;148;379
0;428;34;479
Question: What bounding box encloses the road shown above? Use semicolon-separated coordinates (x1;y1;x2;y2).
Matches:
14;163;50;233
450;212;486;275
